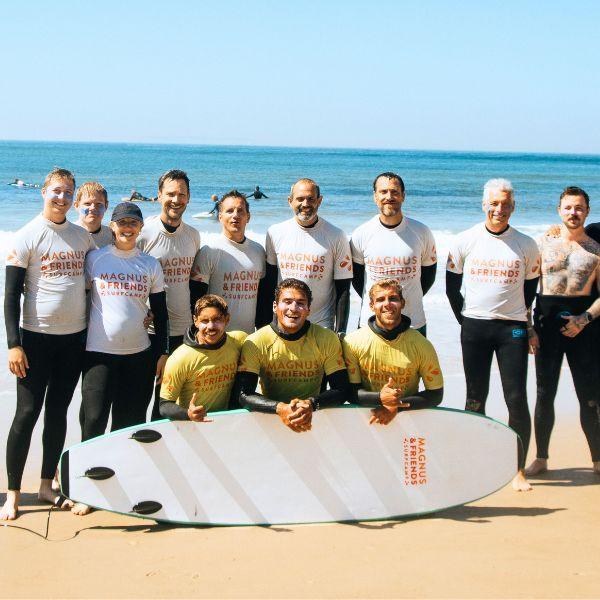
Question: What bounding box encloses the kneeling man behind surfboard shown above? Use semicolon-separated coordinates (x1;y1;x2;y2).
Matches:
343;279;443;424
235;278;350;430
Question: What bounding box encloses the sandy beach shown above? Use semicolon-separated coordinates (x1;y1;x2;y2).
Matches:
2;278;600;599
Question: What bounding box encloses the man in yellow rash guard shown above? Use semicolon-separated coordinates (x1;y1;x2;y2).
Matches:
235;278;350;432
159;295;246;421
343;278;443;425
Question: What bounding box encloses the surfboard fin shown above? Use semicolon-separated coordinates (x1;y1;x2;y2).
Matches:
132;501;163;515
83;466;116;480
129;429;162;443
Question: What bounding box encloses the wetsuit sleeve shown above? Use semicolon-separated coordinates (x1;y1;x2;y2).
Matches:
258;263;278;326
4;265;26;349
421;263;437;296
524;277;539;308
445;271;464;324
334;279;351;334
312;369;351;409
352;384;443;409
234;371;279;413
149;291;169;354
351;262;365;296
159;398;189;420
189;280;208;315
255;274;273;328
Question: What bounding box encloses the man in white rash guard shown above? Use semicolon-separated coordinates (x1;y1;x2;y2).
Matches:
263;178;352;333
351;171;437;336
137;169;201;420
1;168;94;520
445;178;541;492
74;181;113;248
190;190;267;333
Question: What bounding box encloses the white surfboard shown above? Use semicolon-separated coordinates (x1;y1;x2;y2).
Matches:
192;211;217;220
60;407;517;525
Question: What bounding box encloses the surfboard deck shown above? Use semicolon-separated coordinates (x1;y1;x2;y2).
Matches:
60;407;517;526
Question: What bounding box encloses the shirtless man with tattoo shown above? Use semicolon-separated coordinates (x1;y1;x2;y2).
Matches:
526;186;600;476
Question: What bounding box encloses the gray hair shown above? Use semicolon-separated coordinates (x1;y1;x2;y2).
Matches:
482;178;514;204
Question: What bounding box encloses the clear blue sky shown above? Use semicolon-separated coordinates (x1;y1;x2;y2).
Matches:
2;0;599;153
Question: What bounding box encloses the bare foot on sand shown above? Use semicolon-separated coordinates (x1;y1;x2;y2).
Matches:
0;490;20;520
38;479;73;509
512;470;533;492
525;458;548;476
593;461;600;475
52;469;61;492
71;503;93;516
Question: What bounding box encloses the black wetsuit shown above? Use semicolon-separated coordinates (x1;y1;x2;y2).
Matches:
4;265;86;490
81;292;169;440
446;266;538;469
533;295;600;461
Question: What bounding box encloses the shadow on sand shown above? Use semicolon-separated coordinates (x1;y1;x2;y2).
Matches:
527;467;600;487
345;504;566;528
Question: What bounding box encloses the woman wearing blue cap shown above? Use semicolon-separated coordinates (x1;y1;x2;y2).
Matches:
73;202;169;515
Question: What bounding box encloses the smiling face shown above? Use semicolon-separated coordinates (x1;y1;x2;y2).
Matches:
194;306;229;345
274;287;311;334
558;194;589;230
110;217;143;250
158;178;190;225
219;196;250;241
370;286;405;330
483;190;514;231
288;181;322;226
75;191;108;231
42;177;75;223
374;176;405;221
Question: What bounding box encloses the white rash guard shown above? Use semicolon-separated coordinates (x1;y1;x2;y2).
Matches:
265;217;352;328
6;214;94;334
446;223;540;321
85;245;165;354
350;216;437;329
76;220;113;249
137;215;201;336
191;234;266;333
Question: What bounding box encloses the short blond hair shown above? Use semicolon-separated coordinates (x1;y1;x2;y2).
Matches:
368;278;404;304
76;181;108;204
42;168;75;191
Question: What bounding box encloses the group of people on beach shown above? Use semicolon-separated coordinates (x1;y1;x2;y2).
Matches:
1;167;599;521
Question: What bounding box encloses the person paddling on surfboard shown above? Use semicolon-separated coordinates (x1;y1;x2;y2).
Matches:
158;295;246;421
343;279;443;425
234;278;351;432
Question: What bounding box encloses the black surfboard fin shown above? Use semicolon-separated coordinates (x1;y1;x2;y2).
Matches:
129;429;162;443
132;501;163;515
83;466;115;480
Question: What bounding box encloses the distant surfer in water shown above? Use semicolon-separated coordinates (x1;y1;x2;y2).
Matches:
208;194;219;215
343;279;443;425
1;168;94;520
159;295;246;421
247;186;268;200
235;278;350;432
